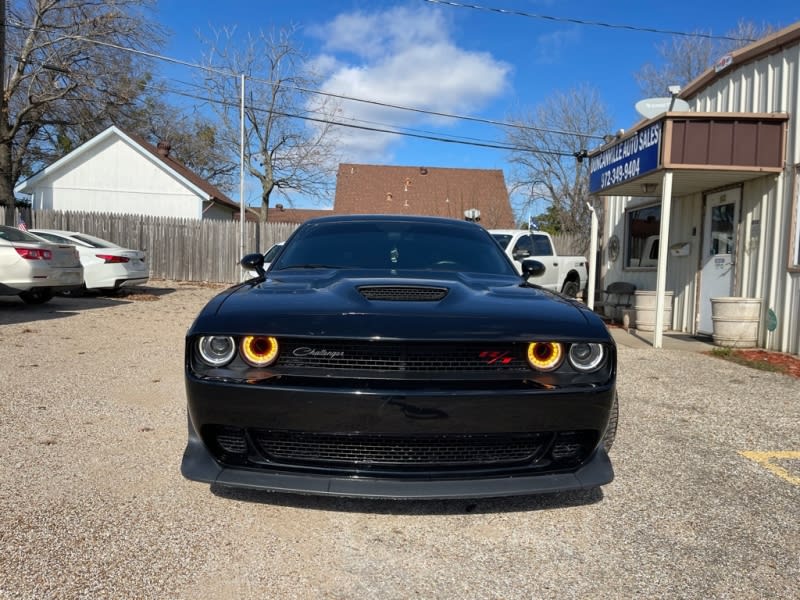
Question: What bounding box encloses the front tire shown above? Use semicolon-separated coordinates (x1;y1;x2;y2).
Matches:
561;279;580;298
602;393;619;452
19;289;54;304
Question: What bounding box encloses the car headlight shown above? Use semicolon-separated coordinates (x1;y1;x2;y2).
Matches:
240;336;279;367
568;343;605;372
197;336;236;366
526;342;564;371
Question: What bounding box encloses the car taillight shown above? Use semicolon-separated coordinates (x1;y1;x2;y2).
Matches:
15;248;52;260
96;254;130;263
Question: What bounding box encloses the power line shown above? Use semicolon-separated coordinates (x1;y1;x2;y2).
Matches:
144;80;577;156
423;0;757;42
4;19;605;141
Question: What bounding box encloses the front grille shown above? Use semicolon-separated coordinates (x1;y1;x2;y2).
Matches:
253;431;544;468
216;428;247;454
277;340;530;372
358;285;448;301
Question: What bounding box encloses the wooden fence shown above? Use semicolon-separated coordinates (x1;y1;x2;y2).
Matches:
3;207;591;284
17;209;298;284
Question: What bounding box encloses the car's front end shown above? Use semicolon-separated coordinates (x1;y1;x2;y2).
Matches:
183;267;616;499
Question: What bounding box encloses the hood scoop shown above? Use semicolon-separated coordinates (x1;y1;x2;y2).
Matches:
358;285;449;302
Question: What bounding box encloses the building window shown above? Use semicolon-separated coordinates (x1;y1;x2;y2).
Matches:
625;204;661;269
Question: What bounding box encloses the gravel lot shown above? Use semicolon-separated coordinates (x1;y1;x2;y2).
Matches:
1;281;798;599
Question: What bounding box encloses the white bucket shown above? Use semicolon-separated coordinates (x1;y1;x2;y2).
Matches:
711;297;761;348
634;290;673;332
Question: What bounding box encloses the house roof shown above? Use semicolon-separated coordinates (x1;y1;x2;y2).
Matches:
268;206;333;223
235;205;333;223
123;129;238;212
332;163;516;228
15;125;238;213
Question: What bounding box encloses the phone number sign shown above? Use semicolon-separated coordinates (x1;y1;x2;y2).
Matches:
589;122;662;194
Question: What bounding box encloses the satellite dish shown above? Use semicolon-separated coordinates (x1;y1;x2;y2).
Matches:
635;97;691;119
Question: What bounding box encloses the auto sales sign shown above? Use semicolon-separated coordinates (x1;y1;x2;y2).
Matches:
589;121;662;194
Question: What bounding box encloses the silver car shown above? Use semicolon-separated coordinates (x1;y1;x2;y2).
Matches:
0;225;83;304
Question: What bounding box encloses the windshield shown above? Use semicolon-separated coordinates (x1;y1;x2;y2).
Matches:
263;243;284;263
69;233;116;248
0;225;48;243
274;220;516;275
491;234;512;250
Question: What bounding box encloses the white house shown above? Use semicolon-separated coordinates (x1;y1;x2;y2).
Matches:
591;21;800;356
15;125;238;220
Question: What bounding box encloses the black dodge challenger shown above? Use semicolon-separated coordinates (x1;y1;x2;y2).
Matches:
182;215;617;499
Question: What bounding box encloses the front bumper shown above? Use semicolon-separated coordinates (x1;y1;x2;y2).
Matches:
182;375;616;499
181;421;613;499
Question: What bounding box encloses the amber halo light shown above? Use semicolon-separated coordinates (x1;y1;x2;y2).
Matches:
240;335;280;367
526;342;564;371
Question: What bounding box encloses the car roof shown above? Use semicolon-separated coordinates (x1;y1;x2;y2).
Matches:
29;229;80;236
302;214;483;230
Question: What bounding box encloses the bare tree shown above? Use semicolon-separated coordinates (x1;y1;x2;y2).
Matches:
505;84;613;242
121;97;238;193
0;0;165;219
200;26;340;222
635;20;776;97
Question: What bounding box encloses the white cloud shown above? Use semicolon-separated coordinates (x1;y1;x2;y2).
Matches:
534;27;581;64
307;5;511;162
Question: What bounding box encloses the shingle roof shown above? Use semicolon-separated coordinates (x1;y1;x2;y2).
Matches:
258;204;333;223
333;163;516;228
123;129;238;212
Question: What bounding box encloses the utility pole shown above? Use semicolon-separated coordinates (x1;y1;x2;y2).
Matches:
0;0;13;222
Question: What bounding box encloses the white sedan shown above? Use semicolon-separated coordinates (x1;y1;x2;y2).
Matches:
30;229;148;295
0;225;84;304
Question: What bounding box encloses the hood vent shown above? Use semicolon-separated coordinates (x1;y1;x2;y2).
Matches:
358;285;449;301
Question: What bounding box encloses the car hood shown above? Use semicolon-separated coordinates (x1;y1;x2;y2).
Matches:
191;269;610;342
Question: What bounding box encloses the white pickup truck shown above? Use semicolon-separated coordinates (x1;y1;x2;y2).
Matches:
490;229;588;298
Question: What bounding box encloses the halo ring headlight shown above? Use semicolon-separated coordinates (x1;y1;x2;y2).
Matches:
526;342;564;371
568;343;605;372
197;335;236;366
241;336;279;367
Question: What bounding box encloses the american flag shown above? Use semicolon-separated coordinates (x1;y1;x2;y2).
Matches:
18;218;28;231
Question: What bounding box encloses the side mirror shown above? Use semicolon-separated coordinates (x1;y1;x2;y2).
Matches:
241;252;266;278
512;249;531;260
521;259;546;278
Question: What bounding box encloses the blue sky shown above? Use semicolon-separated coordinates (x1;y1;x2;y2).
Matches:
154;1;797;211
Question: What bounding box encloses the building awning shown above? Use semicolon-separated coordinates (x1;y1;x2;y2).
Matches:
588;112;788;198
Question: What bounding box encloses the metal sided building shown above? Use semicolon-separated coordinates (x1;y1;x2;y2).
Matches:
590;22;800;356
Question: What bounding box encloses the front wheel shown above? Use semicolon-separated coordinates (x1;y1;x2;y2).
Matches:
602;393;619;452
19;289;54;304
561;279;580;298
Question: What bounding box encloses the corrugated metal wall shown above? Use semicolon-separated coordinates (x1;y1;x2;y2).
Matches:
601;39;799;354
688;42;800;354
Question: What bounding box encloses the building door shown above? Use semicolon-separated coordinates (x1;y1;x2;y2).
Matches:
697;189;740;335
